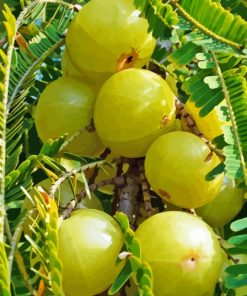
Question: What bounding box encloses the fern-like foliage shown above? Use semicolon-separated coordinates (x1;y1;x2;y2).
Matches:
6;1;74;178
175;0;247;48
24;188;64;295
4;0;74;209
168;16;244;66
134;0;179;37
109;212;154;295
182;56;247;182
218;64;247;183
224;218;247;289
0;0;75;293
0;4;16;295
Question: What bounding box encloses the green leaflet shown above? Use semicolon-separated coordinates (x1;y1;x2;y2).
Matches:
178;0;247;48
224;218;247;289
134;0;178;37
25;188;64;295
0;3;16;295
109;212;154;295
0;1;75;294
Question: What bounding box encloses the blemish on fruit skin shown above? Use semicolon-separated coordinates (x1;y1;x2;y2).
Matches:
159;189;171;199
181;254;200;270
116;49;139;72
86;119;96;133
161;115;169;127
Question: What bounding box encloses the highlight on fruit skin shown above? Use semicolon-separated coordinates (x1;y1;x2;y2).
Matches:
196;176;245;227
58;209;124;296
135;211;223;296
65;0;156;75
94;68;177;158
34;77;104;156
145;131;224;208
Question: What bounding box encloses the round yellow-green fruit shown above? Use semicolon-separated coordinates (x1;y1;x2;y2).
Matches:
135;211;223;296
34;77;104;156
94;69;176;158
66;0;155;75
182;98;227;141
62;49;110;93
145;131;224;208
196;176;244;227
58;209;124;296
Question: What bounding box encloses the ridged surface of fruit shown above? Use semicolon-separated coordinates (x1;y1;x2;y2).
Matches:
196;176;244;227
145;131;224;208
66;0;155;74
94;69;176;157
135;211;223;296
35;77;104;156
58;209;124;296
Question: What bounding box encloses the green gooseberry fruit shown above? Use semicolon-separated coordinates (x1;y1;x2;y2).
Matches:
34;77;104;156
94;68;176;158
196;176;244;227
135;211;223;296
145;131;224;209
66;0;155;74
58;209;124;296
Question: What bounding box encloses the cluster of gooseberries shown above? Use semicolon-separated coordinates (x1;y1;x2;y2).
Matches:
33;0;245;295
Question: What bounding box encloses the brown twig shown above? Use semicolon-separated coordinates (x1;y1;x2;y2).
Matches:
137;159;154;216
117;160;140;226
61;175;127;219
112;161;124;214
50;160;106;198
88;148;111;185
